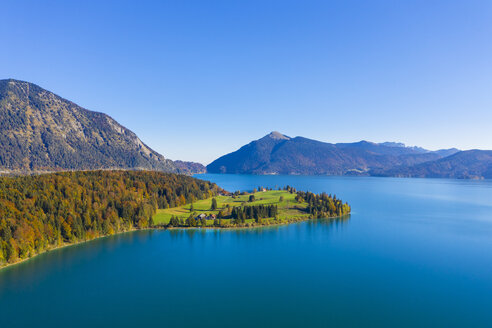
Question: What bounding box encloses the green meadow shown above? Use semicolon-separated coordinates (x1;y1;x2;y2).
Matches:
153;190;310;227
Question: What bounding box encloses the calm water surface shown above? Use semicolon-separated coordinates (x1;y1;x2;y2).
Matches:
1;174;492;327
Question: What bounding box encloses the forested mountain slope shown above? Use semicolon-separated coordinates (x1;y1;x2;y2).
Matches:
207;132;452;175
0;79;201;173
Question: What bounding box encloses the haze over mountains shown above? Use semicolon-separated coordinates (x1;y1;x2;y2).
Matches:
207;132;492;179
371;150;492;179
1;79;490;179
0;79;204;174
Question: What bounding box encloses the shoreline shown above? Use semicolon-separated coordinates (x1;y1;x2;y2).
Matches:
0;214;349;271
0;227;145;271
163;215;313;231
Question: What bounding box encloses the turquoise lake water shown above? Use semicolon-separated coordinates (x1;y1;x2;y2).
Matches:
1;174;492;327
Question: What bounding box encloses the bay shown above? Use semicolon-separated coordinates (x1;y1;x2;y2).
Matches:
1;174;492;327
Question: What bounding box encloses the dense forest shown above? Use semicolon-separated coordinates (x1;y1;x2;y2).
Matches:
296;191;351;218
230;205;278;223
0;170;219;266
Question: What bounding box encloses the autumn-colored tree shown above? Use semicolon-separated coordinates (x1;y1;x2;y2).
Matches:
0;171;220;266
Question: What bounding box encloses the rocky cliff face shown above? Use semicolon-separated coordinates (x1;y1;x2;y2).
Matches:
0;79;177;173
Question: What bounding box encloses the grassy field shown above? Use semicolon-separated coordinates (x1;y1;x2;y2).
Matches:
153;190;309;226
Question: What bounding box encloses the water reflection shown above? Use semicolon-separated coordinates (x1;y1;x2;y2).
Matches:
0;215;353;288
310;215;351;229
3;174;492;328
165;215;352;242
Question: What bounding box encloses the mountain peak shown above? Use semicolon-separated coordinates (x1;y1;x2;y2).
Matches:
267;131;290;140
1;78;31;88
380;142;406;148
2;78;24;82
0;79;180;173
207;134;458;176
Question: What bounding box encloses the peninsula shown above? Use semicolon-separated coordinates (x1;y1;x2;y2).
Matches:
154;188;350;228
0;171;350;269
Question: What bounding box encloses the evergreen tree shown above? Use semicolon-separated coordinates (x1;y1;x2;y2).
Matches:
0;170;219;265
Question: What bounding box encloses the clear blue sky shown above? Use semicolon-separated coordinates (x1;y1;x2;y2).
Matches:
2;0;491;164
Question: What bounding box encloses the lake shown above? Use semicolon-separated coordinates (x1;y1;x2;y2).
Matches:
1;174;492;327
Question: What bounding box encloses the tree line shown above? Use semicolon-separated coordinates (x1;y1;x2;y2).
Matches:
166;187;351;228
295;191;351;218
0;170;219;266
231;204;278;223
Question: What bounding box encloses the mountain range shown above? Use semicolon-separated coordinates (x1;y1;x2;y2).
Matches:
2;79;490;179
0;79;204;174
207;132;492;179
371;150;492;179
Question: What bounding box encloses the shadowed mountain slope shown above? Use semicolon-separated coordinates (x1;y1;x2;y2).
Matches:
371;150;492;179
207;132;451;175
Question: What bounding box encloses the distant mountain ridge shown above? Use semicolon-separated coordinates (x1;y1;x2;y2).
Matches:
3;79;485;179
173;160;207;175
207;132;490;179
0;79;204;174
371;150;492;179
